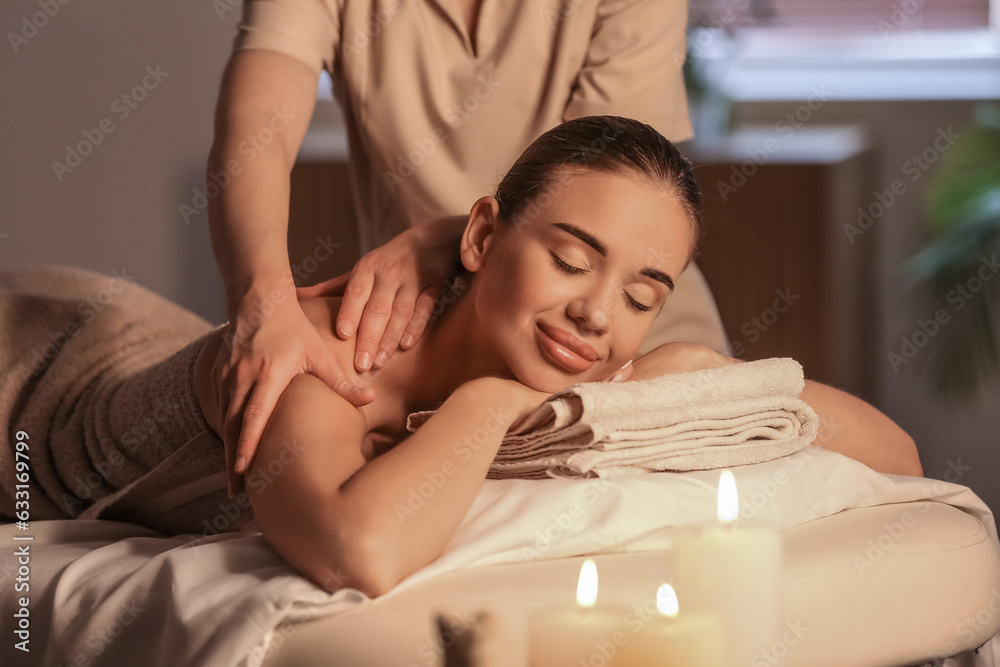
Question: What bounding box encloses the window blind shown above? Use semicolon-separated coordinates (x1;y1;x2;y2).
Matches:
689;0;991;33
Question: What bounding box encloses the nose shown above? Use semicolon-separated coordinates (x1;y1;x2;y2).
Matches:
567;290;610;335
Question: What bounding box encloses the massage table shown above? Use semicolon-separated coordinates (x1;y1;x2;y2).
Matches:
3;446;999;667
259;500;1000;666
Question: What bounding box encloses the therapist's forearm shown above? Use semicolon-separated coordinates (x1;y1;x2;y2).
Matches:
207;119;297;309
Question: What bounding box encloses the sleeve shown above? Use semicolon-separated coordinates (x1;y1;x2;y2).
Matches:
564;0;694;142
231;0;340;77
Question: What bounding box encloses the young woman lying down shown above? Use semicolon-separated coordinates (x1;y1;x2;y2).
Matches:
2;116;921;598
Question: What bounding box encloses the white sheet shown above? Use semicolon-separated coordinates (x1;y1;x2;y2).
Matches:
1;445;996;667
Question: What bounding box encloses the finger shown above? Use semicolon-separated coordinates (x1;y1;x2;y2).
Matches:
610;359;634;383
335;271;375;340
222;379;253;499
306;339;377;407
296;272;351;300
371;286;418;369
399;285;438;350
352;283;398;372
233;379;286;479
331;375;376;407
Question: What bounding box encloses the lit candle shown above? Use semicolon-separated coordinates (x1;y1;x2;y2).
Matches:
528;559;629;667
670;470;783;665
613;583;725;666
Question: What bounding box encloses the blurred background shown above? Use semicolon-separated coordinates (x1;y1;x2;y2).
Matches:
2;1;999;515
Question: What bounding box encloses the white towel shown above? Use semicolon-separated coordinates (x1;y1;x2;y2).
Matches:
406;358;819;479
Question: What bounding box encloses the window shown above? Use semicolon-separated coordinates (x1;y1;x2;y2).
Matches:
688;0;993;34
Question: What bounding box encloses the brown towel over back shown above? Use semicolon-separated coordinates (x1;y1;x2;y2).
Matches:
0;266;250;535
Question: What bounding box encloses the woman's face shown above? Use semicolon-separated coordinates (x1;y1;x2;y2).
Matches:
462;167;695;393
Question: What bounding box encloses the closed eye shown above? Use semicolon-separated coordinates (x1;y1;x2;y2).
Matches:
550;252;586;275
553;251;654;313
626;293;652;312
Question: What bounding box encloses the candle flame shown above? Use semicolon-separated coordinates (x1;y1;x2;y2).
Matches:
656;583;679;618
576;559;598;608
717;469;739;523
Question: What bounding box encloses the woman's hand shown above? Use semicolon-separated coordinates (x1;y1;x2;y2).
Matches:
213;284;375;497
628;342;742;382
297;215;467;373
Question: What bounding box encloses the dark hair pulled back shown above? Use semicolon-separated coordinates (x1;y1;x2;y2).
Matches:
494;116;703;258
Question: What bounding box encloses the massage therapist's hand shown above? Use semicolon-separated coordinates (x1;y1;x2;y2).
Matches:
297;216;466;373
213;283;375;498
628;342;743;382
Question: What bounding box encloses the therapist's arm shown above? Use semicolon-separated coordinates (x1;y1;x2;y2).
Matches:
207;49;373;499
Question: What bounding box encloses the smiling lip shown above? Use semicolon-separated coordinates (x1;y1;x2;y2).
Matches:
536;323;599;373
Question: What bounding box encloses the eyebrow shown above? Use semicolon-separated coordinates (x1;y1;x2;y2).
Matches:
641;268;675;293
551;222;675;293
552;222;606;256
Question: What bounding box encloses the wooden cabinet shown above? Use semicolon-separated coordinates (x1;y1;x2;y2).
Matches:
288;161;361;287
683;126;876;396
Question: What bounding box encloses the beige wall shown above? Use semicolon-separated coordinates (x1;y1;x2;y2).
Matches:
1;0;236;322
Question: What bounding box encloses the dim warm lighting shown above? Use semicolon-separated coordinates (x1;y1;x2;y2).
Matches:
656;583;679;618
576;559;598;608
717;470;739;523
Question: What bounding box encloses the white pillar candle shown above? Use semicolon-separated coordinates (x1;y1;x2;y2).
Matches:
613;583;725;666
529;559;630;667
671;470;783;666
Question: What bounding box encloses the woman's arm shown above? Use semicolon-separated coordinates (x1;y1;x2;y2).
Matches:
629;343;923;477
246;374;544;597
800;380;922;477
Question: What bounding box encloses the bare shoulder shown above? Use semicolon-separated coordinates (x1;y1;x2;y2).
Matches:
298;296;360;379
251;373;369;497
192;296;357;437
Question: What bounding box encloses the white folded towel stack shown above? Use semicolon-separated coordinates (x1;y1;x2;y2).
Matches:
406;357;820;480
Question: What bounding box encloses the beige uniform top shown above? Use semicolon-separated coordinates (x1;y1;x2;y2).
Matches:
232;0;730;354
